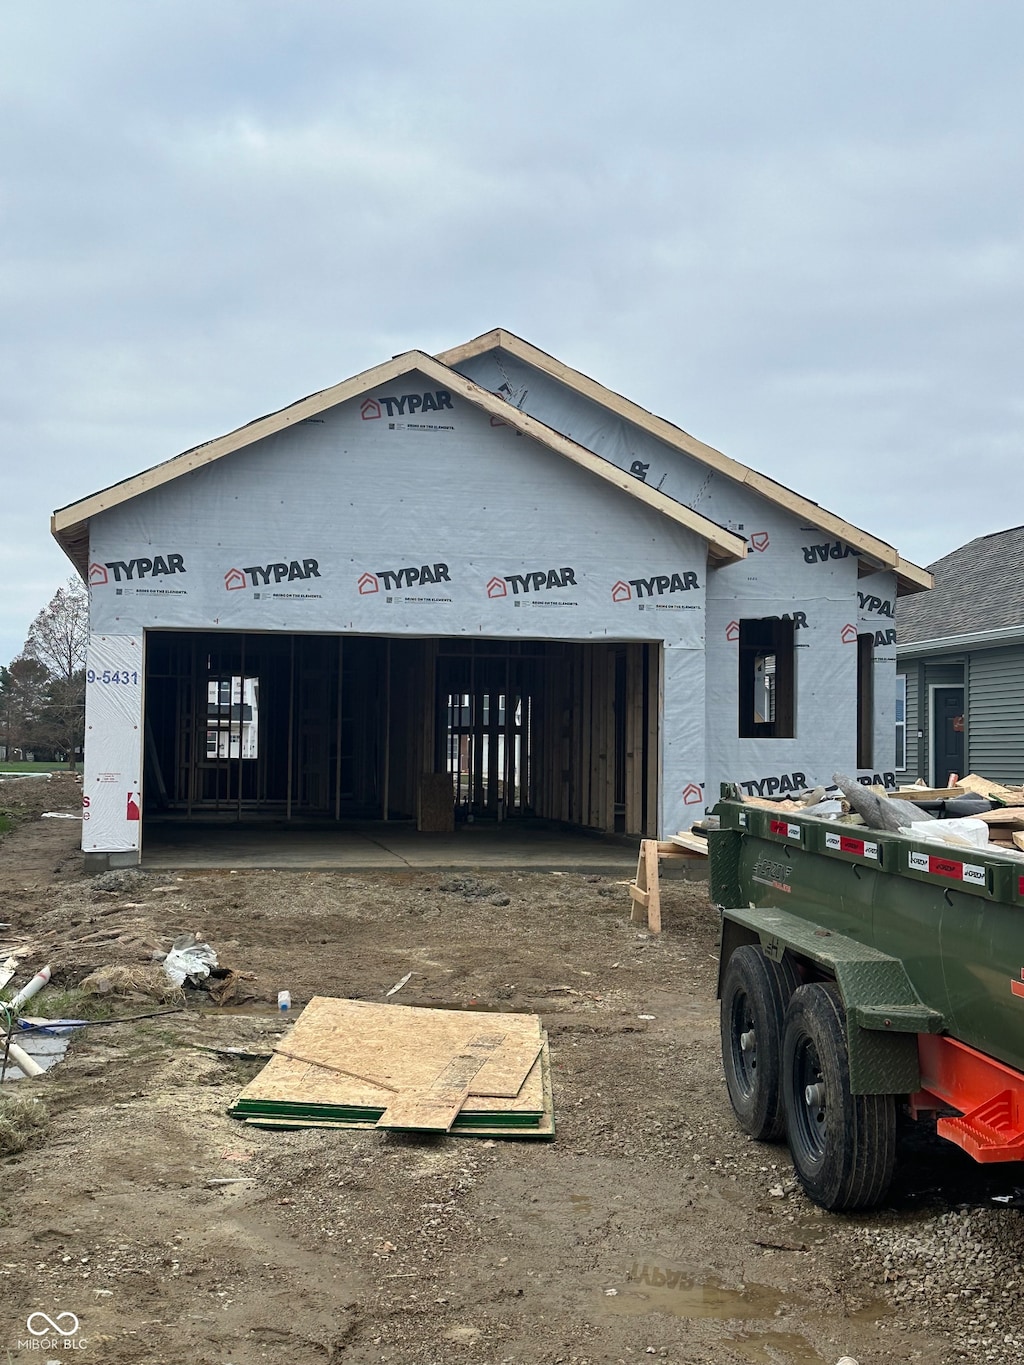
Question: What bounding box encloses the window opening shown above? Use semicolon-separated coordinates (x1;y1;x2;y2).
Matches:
738;619;795;738
856;634;874;769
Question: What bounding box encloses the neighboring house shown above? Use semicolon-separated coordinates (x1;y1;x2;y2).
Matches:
896;525;1024;786
51;328;930;869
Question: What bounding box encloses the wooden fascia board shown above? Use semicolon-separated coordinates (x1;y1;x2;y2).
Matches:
895;559;934;595
51;345;746;569
438;328;929;583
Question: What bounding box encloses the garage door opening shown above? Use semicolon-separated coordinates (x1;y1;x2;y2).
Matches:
143;632;660;837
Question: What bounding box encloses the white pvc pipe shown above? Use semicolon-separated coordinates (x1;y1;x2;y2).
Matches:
8;965;51;1012
3;1041;44;1079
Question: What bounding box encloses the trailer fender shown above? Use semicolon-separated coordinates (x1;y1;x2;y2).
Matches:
720;906;944;1095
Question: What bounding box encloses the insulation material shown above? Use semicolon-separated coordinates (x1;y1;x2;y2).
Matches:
87;380;706;649
82;635;143;852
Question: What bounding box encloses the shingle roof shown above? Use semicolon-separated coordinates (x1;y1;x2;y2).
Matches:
898;525;1024;644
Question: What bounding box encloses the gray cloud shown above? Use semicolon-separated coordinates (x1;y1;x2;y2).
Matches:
3;0;1021;659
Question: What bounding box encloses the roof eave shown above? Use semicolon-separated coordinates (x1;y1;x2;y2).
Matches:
897;624;1024;657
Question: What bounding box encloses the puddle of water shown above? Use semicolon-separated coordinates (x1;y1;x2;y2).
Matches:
607;1267;786;1321
725;1329;826;1364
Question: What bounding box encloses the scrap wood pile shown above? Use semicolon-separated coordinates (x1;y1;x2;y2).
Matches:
737;772;1024;857
229;997;554;1139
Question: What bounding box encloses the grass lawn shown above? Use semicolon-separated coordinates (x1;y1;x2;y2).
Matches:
0;761;72;773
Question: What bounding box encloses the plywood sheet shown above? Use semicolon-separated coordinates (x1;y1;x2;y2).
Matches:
235;1040;556;1140
272;998;543;1099
228;998;552;1137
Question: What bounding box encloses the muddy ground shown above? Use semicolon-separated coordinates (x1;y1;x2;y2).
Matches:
2;776;1024;1365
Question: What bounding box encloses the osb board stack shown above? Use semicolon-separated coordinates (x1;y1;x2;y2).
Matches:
229;997;554;1139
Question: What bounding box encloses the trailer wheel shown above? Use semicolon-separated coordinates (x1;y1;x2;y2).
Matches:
720;945;800;1141
782;983;896;1211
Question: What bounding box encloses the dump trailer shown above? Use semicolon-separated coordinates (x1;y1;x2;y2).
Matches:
709;784;1024;1211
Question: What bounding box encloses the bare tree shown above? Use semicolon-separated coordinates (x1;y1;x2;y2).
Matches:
14;577;89;768
24;577;88;681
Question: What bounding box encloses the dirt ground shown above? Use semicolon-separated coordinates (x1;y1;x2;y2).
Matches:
2;777;1024;1365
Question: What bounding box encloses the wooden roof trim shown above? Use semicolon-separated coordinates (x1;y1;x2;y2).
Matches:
437;328;930;592
51;346;747;570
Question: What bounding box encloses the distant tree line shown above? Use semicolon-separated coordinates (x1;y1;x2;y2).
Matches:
1;578;87;768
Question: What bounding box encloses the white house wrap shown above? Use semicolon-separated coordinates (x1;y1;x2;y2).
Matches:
53;329;930;867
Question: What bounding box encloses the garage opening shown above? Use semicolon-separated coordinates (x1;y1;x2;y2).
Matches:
144;632;659;836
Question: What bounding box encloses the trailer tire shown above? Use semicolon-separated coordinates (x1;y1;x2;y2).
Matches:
720;945;801;1141
782;983;896;1211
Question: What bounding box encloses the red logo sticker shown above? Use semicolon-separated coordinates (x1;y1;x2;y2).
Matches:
611;580;632;603
841;624;858;644
750;532;770;552
357;572;379;595
224;568;246;591
682;782;703;805
726;621;740;642
126;792;141;821
88;563;109;587
486;576;507;599
360;398;382;420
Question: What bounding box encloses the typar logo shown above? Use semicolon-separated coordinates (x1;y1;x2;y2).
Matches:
358;572;379;595
364;391;453;418
616;572;699;600
857;591;894;619
726;621;740;642
841;623;858;644
803;540;859;564
486;576;507;599
231;558;321;587
682;782;703;805
95;554;186;582
489;568;577;597
749;531;770;552
126;792;141;822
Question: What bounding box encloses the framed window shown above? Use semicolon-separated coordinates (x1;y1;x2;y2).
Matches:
738;618;795;738
856;634;874;769
895;674;907;771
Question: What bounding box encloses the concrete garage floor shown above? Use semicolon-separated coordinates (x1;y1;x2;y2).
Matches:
140;819;644;873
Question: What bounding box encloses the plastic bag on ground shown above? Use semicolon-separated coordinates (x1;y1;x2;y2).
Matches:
161;934;219;986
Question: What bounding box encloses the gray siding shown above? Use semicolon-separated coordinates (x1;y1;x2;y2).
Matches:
967;645;1024;784
898;668;919;780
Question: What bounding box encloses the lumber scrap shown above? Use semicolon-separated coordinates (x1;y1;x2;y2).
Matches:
669;831;709;856
955;774;1024;803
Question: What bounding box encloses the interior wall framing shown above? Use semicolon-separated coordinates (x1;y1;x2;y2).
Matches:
144;630;659;836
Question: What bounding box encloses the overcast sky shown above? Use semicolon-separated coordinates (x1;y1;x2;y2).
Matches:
3;1;1021;664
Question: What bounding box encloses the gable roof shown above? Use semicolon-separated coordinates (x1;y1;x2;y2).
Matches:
438;329;932;596
51;347;747;577
897;525;1024;650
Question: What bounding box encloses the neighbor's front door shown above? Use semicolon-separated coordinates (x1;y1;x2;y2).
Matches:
933;686;964;785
